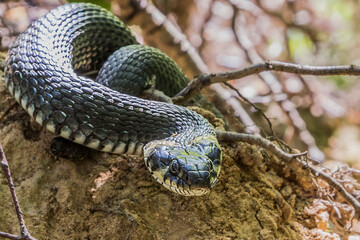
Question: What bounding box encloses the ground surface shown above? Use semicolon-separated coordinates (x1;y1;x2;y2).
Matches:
0;70;339;239
0;0;350;239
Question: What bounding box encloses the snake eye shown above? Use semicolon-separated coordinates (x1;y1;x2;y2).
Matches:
169;160;180;174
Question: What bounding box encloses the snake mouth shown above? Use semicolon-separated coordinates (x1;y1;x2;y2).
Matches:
146;167;211;196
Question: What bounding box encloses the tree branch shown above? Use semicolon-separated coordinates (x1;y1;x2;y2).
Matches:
0;232;22;240
223;82;275;137
173;61;360;104
216;130;360;218
216;130;307;162
0;144;36;240
307;164;360;218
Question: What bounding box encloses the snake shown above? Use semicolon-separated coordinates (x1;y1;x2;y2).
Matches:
4;3;222;196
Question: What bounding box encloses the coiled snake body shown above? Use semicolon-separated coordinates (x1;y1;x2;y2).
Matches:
4;3;222;196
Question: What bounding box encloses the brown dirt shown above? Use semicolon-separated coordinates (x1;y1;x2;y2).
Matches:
0;69;339;239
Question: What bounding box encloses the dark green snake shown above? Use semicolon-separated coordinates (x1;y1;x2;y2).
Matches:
4;3;222;196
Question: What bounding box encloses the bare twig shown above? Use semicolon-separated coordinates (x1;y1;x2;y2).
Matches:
173;61;360;103
223;82;276;137
348;168;360;176
307;163;360;218
216;130;360;218
0;144;36;240
0;232;22;240
126;0;257;132
216;130;307;161
221;93;260;133
230;7;320;161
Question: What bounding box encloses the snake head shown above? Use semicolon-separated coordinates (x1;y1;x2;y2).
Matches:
144;136;221;196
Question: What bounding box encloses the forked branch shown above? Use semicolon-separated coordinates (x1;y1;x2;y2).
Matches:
216;130;360;218
173;61;360;104
0;144;36;240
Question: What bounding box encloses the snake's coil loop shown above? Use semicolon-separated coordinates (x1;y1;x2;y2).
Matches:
4;3;222;196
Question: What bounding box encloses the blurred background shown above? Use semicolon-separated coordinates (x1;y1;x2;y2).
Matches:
2;0;360;168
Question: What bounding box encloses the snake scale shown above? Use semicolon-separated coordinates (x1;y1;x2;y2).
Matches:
4;3;222;196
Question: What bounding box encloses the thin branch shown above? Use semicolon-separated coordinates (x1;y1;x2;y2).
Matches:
231;8;321;159
223;82;276;137
0;144;36;240
348;168;360;176
307;164;360;218
173;61;360;103
127;0;258;133
216;130;360;218
219;93;260;133
0;232;21;240
215;130;307;162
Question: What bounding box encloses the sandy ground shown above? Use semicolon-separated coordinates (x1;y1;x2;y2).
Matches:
0;74;315;239
0;1;345;239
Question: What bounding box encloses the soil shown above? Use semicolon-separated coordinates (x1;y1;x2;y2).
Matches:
0;70;323;240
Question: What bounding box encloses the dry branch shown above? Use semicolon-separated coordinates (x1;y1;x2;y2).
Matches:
216;130;307;162
307;164;360;218
0;144;36;240
216;130;360;218
173;61;360;103
1;1;360;237
0;232;22;240
126;0;255;133
233;14;324;160
223;82;276;137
